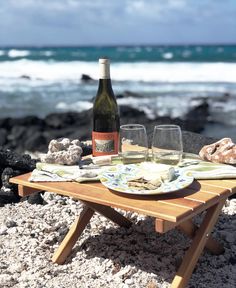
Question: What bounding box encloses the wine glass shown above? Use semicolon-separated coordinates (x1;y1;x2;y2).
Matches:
119;124;148;164
152;124;183;165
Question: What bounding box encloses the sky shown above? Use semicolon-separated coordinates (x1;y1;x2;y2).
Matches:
0;0;236;46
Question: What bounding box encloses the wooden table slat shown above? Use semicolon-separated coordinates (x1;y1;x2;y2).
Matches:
189;181;231;196
158;198;201;210
10;173;193;222
184;191;219;203
199;180;236;194
10;172;235;224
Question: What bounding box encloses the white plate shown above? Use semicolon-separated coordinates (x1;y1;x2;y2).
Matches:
100;163;194;195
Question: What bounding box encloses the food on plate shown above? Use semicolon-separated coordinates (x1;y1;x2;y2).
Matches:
127;165;175;190
128;176;162;190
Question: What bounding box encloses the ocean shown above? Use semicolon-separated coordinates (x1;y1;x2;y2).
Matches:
0;45;236;139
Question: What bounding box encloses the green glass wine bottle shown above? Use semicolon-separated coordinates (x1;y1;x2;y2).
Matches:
92;58;120;156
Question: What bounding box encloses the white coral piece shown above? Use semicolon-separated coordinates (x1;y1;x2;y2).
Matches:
41;138;83;165
199;138;236;164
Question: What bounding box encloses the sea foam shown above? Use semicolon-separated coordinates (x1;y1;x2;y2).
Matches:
0;59;236;83
8;49;30;58
0;59;236;122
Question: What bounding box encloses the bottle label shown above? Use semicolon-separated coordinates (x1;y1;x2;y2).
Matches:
92;131;118;156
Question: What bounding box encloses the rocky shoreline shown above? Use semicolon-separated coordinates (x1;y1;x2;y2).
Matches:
0;102;209;153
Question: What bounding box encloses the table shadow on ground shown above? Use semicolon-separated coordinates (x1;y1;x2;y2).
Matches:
65;209;235;286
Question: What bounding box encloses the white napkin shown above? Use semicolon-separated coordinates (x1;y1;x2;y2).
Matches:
29;162;103;183
179;156;236;179
29;154;236;183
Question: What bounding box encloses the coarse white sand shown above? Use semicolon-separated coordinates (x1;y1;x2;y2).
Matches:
0;193;235;288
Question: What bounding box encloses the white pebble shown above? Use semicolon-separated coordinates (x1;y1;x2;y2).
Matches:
0;191;235;288
125;278;134;285
0;225;7;235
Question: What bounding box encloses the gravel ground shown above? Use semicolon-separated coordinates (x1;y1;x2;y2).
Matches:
0;193;235;288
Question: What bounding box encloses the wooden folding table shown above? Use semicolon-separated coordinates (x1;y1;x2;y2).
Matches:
10;173;236;288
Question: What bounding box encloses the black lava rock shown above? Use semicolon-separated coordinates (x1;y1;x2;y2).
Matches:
0;168;21;205
0;128;7;146
23;192;46;205
0;102;210;153
184;101;209;132
8;115;44;128
0;149;36;171
24;132;47;152
0;149;38;206
182;131;217;154
81;74;94;81
0;188;20;206
1;167;21;190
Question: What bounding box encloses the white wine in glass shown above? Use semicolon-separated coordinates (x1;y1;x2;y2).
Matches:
119;124;148;164
152;125;183;166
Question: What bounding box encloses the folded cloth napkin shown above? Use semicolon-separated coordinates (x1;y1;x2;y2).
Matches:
29;162;103;183
29;153;236;183
179;154;236;179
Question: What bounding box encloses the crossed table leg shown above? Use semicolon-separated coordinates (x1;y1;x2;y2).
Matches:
52;200;132;265
51;198;226;288
171;197;226;288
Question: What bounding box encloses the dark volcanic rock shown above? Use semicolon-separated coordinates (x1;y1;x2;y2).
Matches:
24;193;46;205
120;105;146;119
0;149;36;171
81;74;94;81
0;149;43;206
0;165;45;206
8;115;44;128
146;130;217;154
45;111;91;129
45;112;78;129
0;187;20;206
20;75;31;80
182;131;217;154
24;132;47;152
184;101;209;132
9;125;27;141
1;168;21;190
0;128;7;146
117;90;144;99
0;168;21;204
0;168;22;205
0;102;209;153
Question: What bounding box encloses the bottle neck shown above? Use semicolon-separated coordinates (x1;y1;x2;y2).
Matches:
99;61;110;79
97;78;113;93
97;58;115;96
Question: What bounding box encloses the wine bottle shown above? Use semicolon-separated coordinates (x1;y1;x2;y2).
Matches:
92;58;120;156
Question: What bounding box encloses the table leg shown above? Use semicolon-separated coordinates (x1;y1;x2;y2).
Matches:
177;219;224;255
171;197;226;288
52;205;94;264
52;201;132;265
82;200;132;228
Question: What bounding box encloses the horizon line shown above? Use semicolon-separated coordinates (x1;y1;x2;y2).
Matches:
1;42;236;48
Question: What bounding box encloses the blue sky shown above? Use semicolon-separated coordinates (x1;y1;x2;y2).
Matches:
0;0;236;46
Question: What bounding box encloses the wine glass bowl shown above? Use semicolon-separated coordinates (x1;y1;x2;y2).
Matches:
119;124;148;164
152;124;183;165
